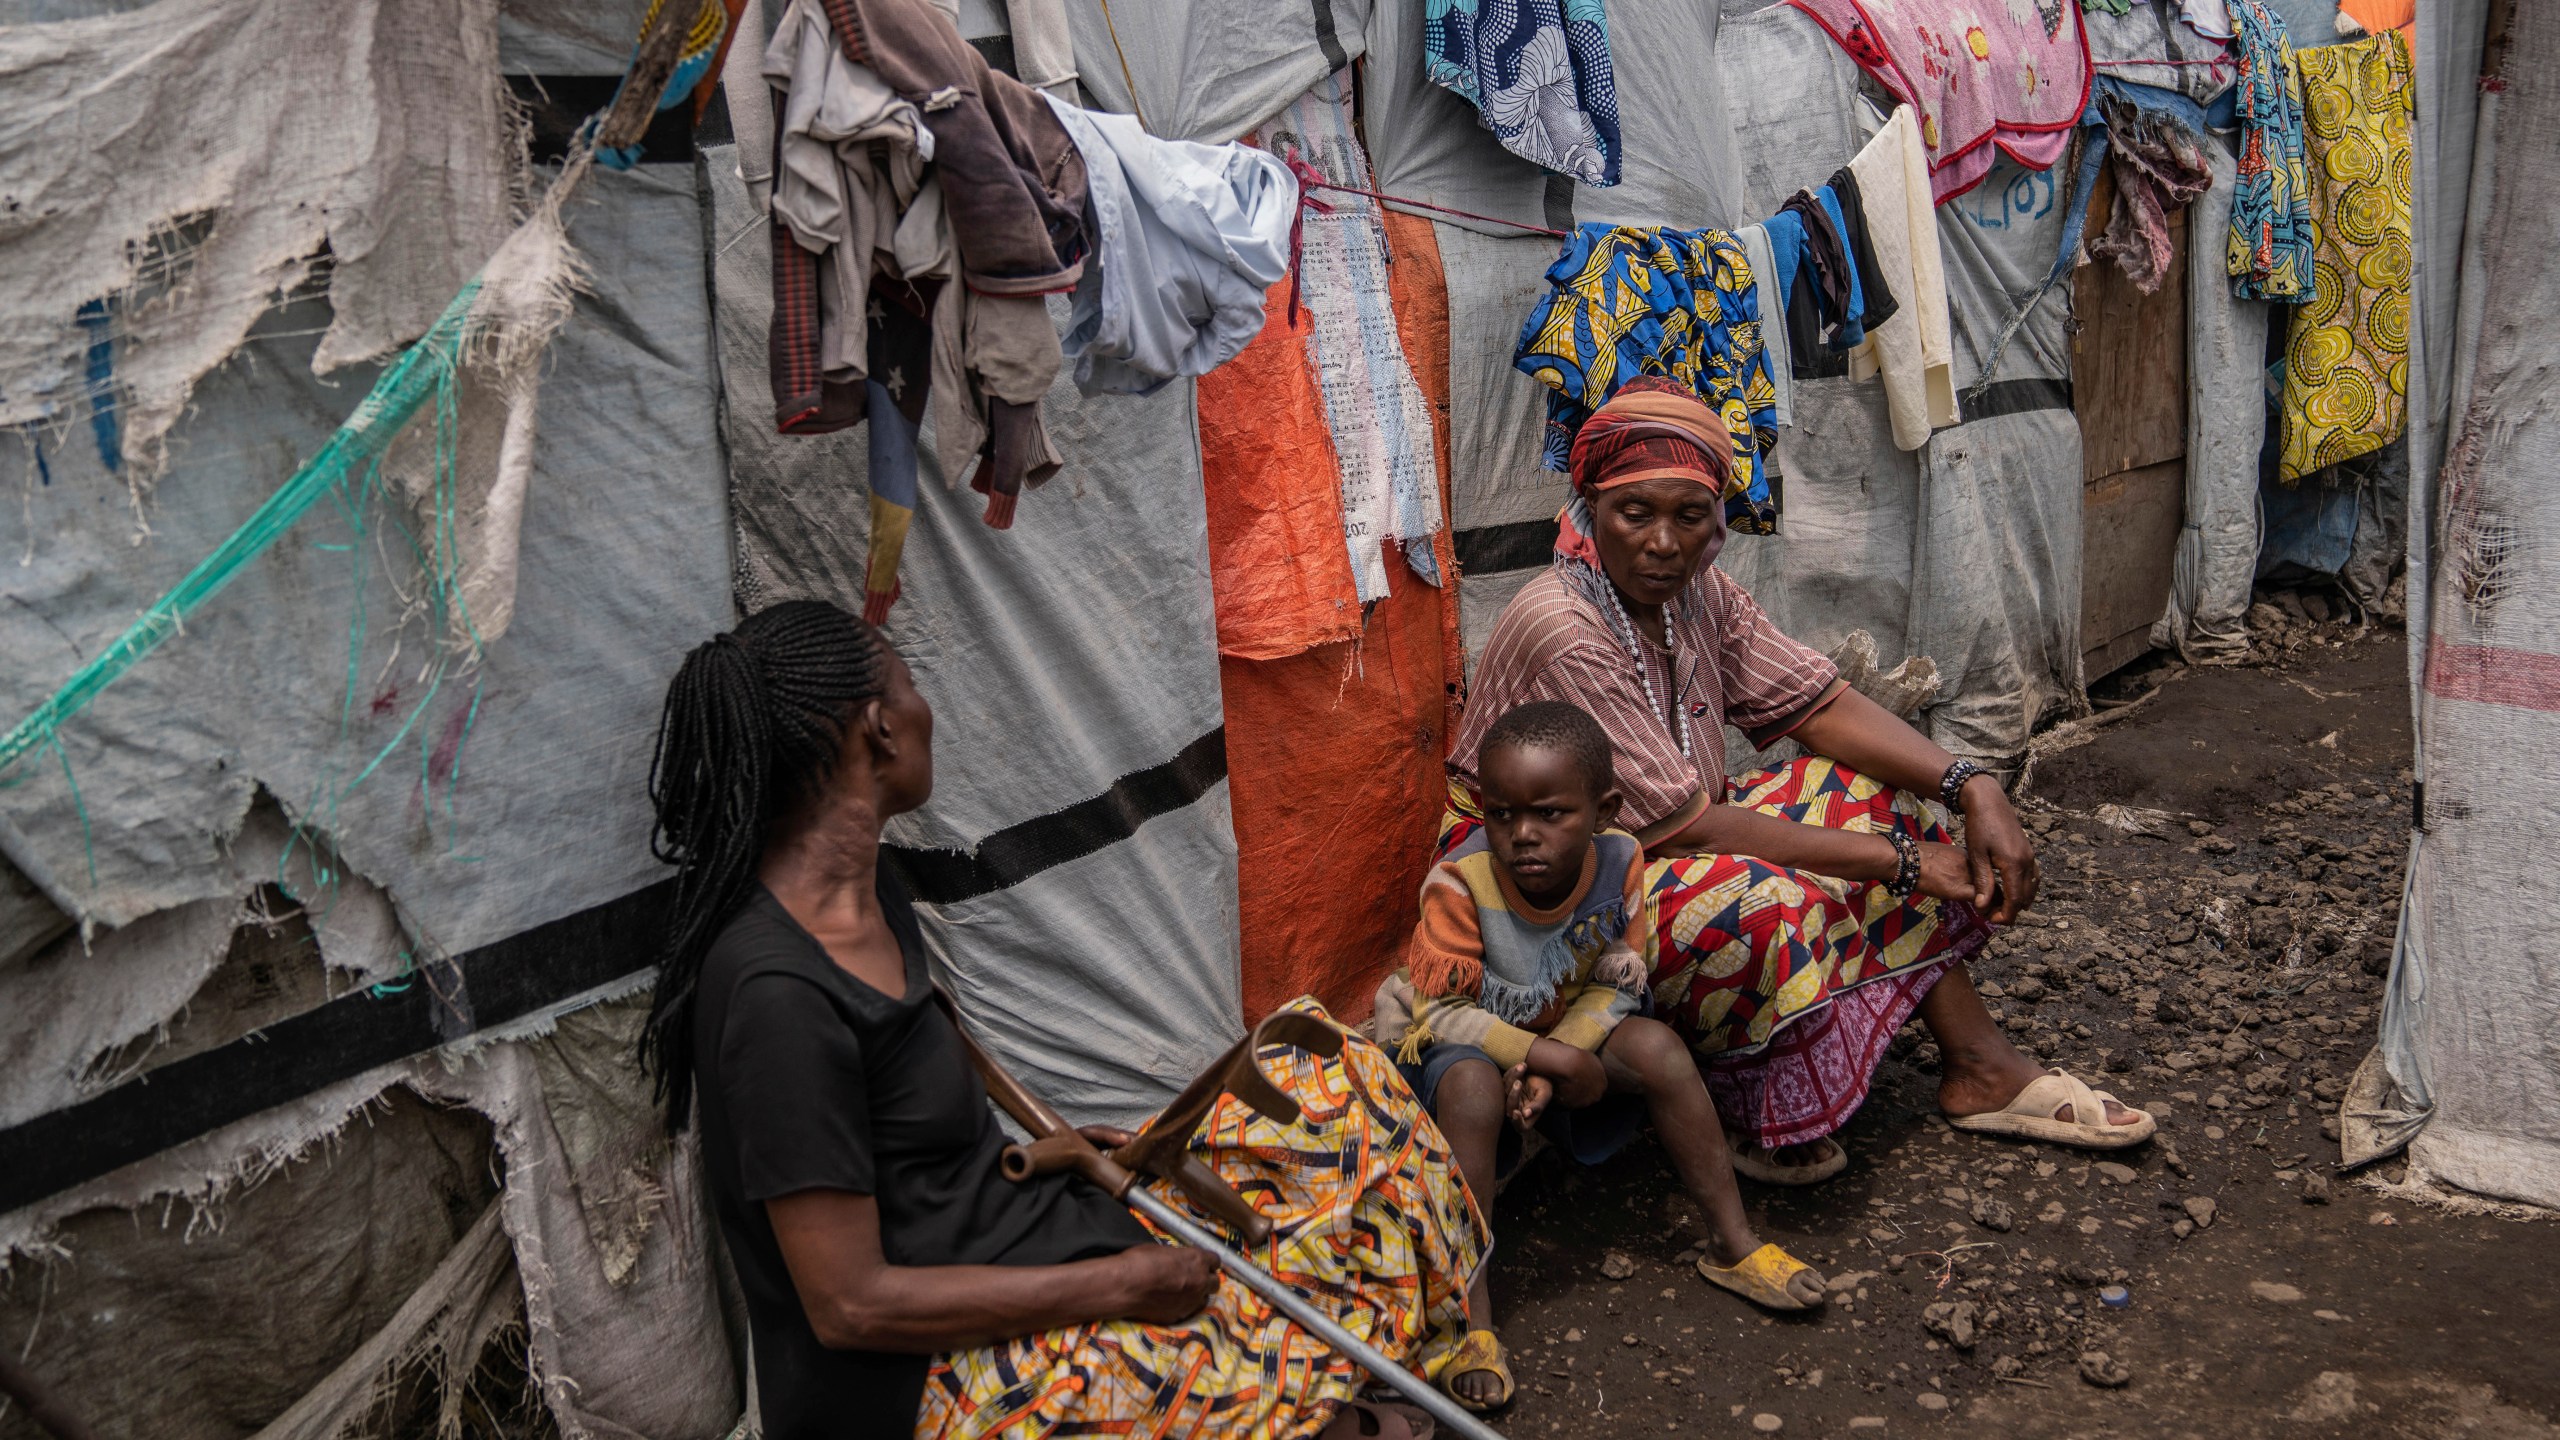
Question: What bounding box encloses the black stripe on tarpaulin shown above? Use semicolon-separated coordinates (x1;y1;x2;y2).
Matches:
0;882;672;1214
1962;377;2074;423
1309;0;1350;75
1456;518;1561;576
510;76;698;165
887;727;1229;906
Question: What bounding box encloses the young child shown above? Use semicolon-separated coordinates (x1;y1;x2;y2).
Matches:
1372;700;1828;1413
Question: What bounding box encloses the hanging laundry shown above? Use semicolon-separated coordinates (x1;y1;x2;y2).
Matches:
2179;0;2234;40
2087;81;2214;293
1760;207;1845;382
1423;0;1623;187
1820;171;1900;345
2080;0;2238;105
2335;0;2413;54
2278;32;2411;481
2081;0;2132;14
1778;190;1858;351
1513;224;1781;534
764;0;1090;618
1257;74;1445;603
1731;223;1795;427
825;0;1088;294
1844;107;1957;451
2225;0;2315;303
1039;95;1299;397
764;0;934;429
1789;0;2090;202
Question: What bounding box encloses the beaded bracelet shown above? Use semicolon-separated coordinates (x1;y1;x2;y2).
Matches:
1939;758;1988;811
1885;829;1921;898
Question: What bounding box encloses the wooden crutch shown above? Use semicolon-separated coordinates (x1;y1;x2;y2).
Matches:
932;991;1507;1440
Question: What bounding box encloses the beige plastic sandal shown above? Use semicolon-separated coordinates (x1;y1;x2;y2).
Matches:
1947;1067;2157;1149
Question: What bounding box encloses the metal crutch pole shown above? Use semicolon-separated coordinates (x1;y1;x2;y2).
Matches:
1117;1184;1509;1440
932;990;1509;1440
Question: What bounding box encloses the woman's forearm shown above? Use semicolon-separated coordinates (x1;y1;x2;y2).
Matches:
768;1189;1187;1355
1661;802;1897;881
1786;686;1959;798
814;1253;1144;1353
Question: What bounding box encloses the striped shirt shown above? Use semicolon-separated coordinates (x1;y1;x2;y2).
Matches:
1450;568;1843;842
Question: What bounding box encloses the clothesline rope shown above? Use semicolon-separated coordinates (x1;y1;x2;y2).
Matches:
1277;151;1572;325
1286;161;1573;239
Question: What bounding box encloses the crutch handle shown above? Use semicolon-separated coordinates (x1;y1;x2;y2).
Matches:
999;1132;1137;1196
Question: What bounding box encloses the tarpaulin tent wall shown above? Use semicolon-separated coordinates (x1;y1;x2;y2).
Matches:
2;2;750;1435
2363;0;2560;1208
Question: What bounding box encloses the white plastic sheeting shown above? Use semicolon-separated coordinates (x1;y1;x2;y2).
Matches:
0;165;732;951
2372;0;2560;1208
1058;0;1370;142
2;997;742;1440
1362;0;1743;238
706;144;1245;1133
0;0;514;478
2154;136;2268;664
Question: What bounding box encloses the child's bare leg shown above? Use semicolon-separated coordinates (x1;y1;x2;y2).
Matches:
1599;1018;1826;1305
1431;1057;1509;1403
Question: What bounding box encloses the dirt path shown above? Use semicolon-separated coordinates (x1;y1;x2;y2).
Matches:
1488;619;2560;1438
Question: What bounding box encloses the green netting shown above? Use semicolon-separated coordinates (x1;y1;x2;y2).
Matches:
0;270;508;914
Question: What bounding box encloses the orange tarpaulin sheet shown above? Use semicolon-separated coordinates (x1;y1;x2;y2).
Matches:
1198;289;1364;660
1206;211;1464;1025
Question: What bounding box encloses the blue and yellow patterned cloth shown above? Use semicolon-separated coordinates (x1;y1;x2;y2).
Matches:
1513;224;1782;533
2225;0;2315;303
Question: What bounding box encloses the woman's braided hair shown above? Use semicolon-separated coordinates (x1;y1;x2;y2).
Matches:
640;599;888;1129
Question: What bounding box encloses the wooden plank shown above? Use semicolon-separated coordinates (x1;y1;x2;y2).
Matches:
2080;458;2187;677
2071;173;2191;483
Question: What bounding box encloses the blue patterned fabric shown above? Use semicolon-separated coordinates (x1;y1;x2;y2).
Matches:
2225;0;2315;303
1513;224;1781;534
1423;0;1623;187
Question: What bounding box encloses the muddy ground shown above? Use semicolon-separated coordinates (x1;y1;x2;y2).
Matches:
1488;605;2560;1439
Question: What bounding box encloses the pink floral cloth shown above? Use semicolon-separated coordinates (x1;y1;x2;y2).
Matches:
1789;0;2092;202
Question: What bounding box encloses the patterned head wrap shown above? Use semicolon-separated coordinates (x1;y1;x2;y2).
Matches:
1565;378;1734;500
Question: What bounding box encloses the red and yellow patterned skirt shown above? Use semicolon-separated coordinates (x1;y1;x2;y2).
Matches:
1439;756;1990;1148
915;1002;1486;1438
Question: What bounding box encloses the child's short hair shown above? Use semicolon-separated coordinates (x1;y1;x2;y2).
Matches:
1479;701;1615;797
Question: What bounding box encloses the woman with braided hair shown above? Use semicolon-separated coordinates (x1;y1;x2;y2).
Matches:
1443;380;2154;1195
642;600;1483;1440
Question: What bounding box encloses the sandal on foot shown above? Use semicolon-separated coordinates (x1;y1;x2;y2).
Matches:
1728;1135;1848;1186
1431;1328;1514;1413
1947;1068;2157;1149
1697;1243;1827;1312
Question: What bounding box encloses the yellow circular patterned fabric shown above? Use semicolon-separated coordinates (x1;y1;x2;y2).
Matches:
2278;32;2414;483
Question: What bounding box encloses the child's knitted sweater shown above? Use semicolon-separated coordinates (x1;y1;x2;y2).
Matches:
1371;828;1652;1069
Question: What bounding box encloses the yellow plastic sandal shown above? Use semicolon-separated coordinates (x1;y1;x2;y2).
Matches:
1433;1328;1515;1413
1697;1243;1827;1312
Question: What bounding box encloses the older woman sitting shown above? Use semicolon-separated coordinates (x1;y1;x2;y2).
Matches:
1445;380;2152;1182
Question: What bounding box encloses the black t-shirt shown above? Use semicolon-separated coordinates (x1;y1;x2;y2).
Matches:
692;871;1150;1440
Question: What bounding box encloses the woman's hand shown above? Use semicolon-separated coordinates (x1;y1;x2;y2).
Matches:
1109;1243;1220;1324
1915;841;1977;903
1077;1124;1136;1151
1956;775;2040;923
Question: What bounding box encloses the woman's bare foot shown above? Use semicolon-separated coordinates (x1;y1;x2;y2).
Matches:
1939;1054;2141;1126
